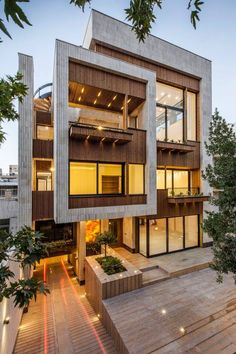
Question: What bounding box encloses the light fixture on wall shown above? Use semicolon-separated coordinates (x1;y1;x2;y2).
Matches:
97;90;102;97
3;317;10;325
112;94;117;101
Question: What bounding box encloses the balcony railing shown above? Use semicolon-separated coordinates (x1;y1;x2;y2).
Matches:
0;188;18;200
167;188;209;204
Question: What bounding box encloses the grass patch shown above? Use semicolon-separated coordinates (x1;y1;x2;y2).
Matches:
96;256;126;275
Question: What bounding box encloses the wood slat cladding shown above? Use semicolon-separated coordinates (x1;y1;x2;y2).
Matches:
94;44;200;91
33;139;53;159
157;141;200;169
36;160;51;172
69;61;146;99
69;128;146;164
32;191;53;220
35;110;52;125
69;194;146;209
156;189;202;218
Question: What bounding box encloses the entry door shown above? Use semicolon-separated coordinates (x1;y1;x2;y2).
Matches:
108;219;123;246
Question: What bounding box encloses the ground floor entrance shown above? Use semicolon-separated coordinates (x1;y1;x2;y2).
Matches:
138;214;200;257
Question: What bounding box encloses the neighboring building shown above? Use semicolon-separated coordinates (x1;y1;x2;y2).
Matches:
9;164;18;176
0;168;2;176
18;10;212;284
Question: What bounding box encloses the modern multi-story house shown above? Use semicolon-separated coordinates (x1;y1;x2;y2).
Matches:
18;10;211;284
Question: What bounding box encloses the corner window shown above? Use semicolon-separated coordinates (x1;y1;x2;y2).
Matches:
70;162;96;195
128;164;144;194
98;164;122;194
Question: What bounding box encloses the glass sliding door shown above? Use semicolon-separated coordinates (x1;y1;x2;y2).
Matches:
149;219;167;255
185;215;199;248
168;217;184;252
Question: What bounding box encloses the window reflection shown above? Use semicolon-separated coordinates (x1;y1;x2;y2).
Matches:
156;83;183;108
167;109;183;142
149;219;167;255
187;91;197;141
168;217;184;252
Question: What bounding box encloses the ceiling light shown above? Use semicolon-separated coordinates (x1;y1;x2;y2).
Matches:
180;327;185;334
127;98;131;103
161;92;165;96
154;227;158;231
112;94;117;101
78;96;81;102
168;94;171;98
108;103;111;108
175;96;179;100
49;167;54;172
121;106;124;110
97;91;102;97
94;99;97;105
81;87;84;93
161;309;166;315
86;135;90;140
97;126;103;131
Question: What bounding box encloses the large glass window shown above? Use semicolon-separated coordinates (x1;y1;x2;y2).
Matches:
187;92;197;141
156;82;184;142
37;125;54;140
173;170;189;195
70;162;96;195
129;164;144;194
149;219;167;255
98;164;122;194
37;172;52;191
156;169;191;196
185;215;199;248
168;217;184;252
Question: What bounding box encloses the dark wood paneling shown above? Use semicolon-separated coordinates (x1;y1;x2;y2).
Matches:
69;194;146;209
32;191;53;221
69;128;146;164
156;189;203;218
33;139;53;159
157;141;200;169
35;110;52;125
94;44;200;92
36;160;51;172
69;62;146;99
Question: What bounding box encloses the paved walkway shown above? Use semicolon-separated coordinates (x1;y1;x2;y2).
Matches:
115;247;212;275
103;268;236;354
14;257;117;354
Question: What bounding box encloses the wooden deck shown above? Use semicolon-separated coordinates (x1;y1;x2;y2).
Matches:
103;268;236;354
14;257;117;354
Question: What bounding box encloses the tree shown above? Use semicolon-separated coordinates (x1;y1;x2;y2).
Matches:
0;0;204;43
202;109;236;283
0;226;49;308
0;72;27;144
95;231;116;257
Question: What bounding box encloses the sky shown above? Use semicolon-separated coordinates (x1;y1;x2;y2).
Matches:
0;0;236;173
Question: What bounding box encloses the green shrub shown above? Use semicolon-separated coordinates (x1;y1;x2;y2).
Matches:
96;256;126;275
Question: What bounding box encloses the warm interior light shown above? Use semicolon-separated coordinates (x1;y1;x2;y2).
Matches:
154;227;158;231
180;327;185;334
86;135;90;140
81;87;84;93
121;106;124;110
97;91;102;97
78;96;81;102
161;309;166;315
49;167;54;172
127;98;131;103
94;99;97;105
97;126;103;131
45;126;49;130
112;94;117;101
108;102;111;108
97;314;100;318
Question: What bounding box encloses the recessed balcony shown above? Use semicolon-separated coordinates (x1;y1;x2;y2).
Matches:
157;140;196;153
69;123;133;145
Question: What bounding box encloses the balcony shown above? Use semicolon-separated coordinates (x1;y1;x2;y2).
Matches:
167;188;209;204
69;124;146;164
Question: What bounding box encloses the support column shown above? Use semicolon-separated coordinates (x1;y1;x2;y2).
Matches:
123;217;136;252
100;219;109;233
78;221;86;284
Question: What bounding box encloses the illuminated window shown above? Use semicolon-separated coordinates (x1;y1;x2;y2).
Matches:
98;164;123;194
70;162;96;195
128;164;144;194
173;170;189;195
187;91;197;141
156;169;165;189
156;83;183;108
185;215;199;248
37;172;52;191
37;125;54;140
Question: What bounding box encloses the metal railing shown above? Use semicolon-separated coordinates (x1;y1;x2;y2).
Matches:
0;188;18;199
167;187;200;197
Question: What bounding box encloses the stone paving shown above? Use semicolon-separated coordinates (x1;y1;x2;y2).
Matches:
14;257;117;354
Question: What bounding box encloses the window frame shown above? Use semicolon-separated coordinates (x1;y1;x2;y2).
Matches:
128;163;145;195
69;160;125;197
186;90;198;142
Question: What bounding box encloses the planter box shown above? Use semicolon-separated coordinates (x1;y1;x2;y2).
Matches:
85;249;142;318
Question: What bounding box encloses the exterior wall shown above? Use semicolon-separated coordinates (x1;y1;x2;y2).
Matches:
18;53;34;228
53;41;156;224
83;10;212;244
123;217;135;251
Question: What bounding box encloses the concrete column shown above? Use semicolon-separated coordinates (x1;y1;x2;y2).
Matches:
78;221;86;284
123;217;136;251
18;54;34;228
